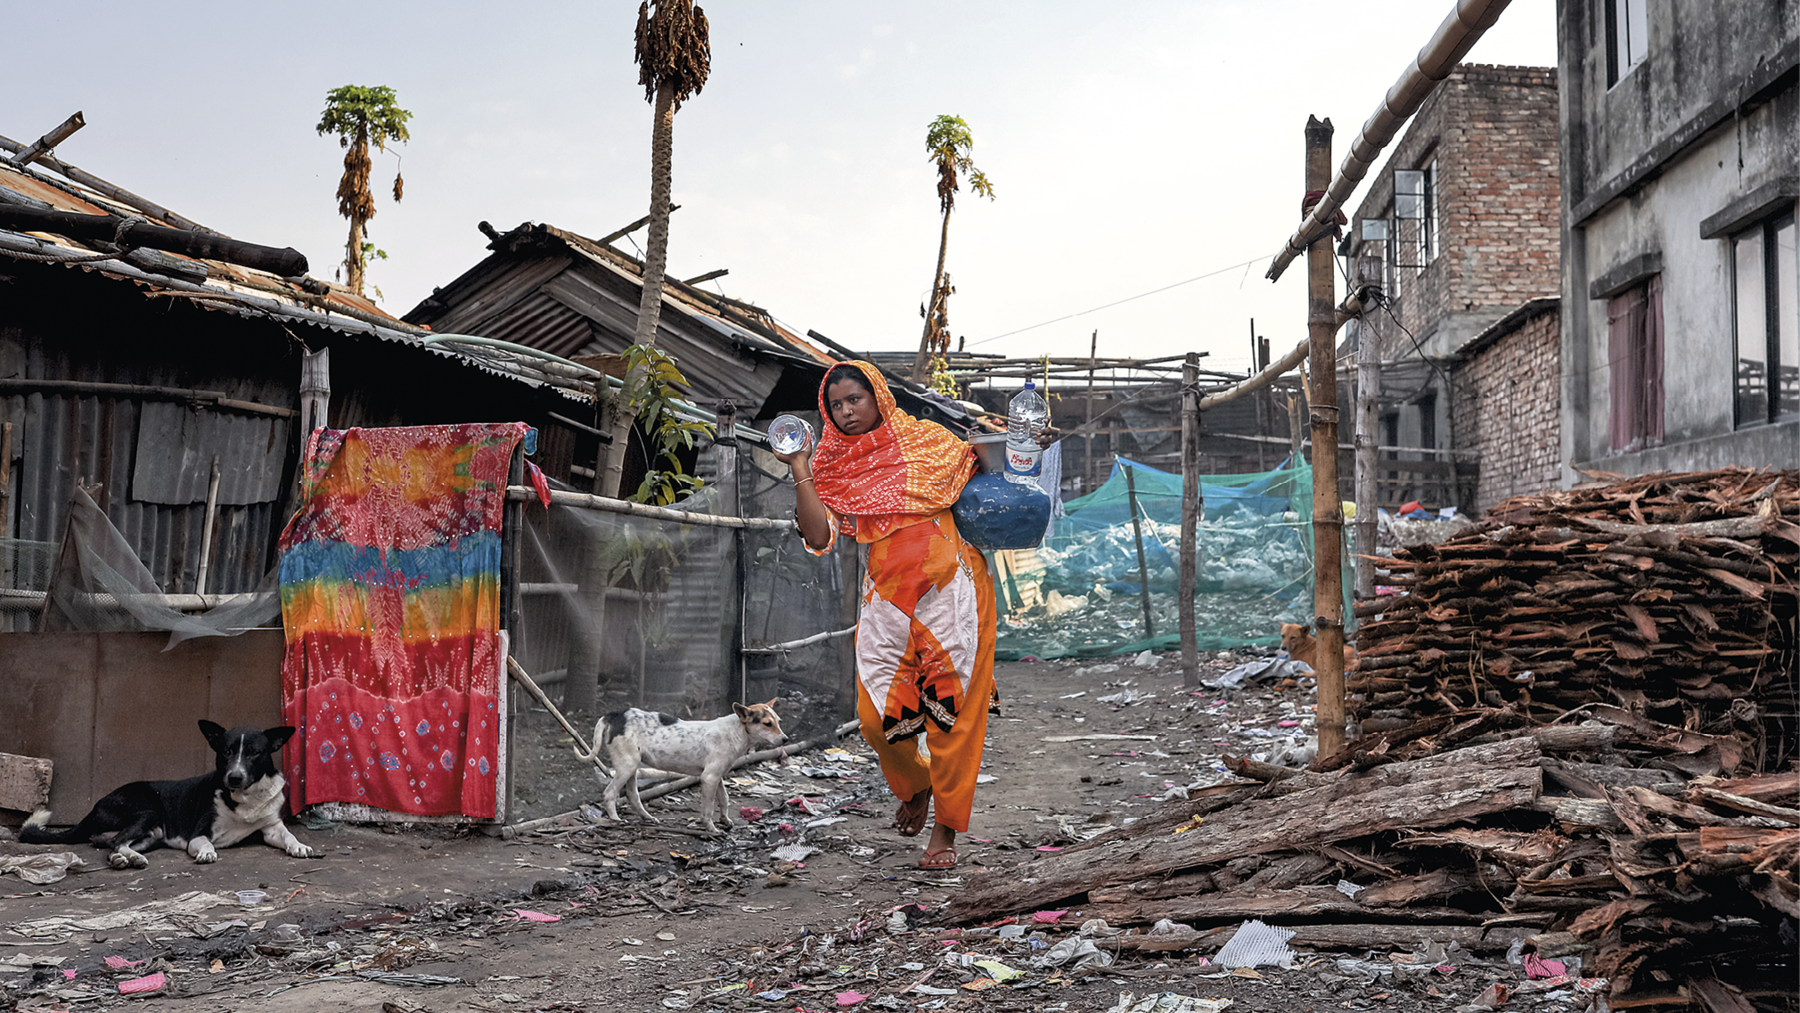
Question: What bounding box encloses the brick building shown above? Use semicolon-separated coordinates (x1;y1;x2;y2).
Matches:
1340;64;1563;514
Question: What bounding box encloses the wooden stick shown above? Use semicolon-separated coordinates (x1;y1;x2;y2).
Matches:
506;656;597;759
1304;115;1348;760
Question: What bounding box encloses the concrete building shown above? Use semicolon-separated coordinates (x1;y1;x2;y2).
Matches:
1343;64;1563;512
1557;0;1798;476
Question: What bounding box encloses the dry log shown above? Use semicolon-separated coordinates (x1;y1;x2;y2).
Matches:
1358;868;1485;907
1687;787;1800;824
950;739;1542;919
1189;922;1533;953
1083;884;1479;927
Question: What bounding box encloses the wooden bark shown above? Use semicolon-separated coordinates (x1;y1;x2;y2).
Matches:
1084;884;1479;927
1191;921;1529;954
0;752;53;813
951;741;1541;918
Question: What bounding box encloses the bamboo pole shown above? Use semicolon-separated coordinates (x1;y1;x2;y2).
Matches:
0;131;218;235
1304;116;1347;758
507;486;796;531
1124;465;1155;639
1264;0;1513;282
1178;352;1201;686
194;456;220;596
1086;330;1098;493
1354;322;1381;600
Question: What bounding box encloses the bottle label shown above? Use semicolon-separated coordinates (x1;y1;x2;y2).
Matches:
1005;445;1042;479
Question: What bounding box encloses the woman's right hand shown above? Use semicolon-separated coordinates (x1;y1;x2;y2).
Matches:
773;446;812;470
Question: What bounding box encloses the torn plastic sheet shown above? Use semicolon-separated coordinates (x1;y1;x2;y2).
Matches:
1032;935;1116;970
1107;993;1234;1012
6;890;236;939
1211;919;1297;969
0;851;93;885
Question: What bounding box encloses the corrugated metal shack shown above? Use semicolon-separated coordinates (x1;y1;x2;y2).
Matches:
0;128;620;817
402;220;979;443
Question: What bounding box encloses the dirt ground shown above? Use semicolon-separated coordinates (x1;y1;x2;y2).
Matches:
2;654;1557;1013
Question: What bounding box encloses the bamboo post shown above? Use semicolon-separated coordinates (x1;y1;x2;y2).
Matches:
501;444;525;823
1178;352;1201;685
0;421;12;594
1354;322;1381;600
1124;464;1155;640
1303;116;1347;758
194;456;221;596
714;401;746;704
1085;330;1098;493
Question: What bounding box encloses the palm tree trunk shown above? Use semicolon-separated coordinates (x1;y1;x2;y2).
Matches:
608;81;677;497
910;206;953;382
632;81;678;348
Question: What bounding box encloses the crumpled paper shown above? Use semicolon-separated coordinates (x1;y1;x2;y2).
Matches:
6;890;235;939
0;851;93;885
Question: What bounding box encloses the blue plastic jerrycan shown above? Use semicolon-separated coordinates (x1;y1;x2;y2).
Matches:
953;473;1051;551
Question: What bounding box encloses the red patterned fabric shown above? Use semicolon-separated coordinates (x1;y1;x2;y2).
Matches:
277;423;527;818
810;360;974;519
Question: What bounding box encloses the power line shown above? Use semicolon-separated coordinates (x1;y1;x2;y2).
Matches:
968;253;1274;347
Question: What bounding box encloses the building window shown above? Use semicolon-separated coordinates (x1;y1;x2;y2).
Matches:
1605;0;1648;87
1393;162;1437;272
1734;212;1799;427
1417;391;1437;454
1607;275;1663;452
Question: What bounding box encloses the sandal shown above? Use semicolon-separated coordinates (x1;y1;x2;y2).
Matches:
893;789;931;838
917;846;957;870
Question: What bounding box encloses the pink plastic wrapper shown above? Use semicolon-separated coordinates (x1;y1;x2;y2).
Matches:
836;990;868;1006
119;973;166;994
1032;909;1068;924
739;806;765;822
104;956;145;970
508;909;561;923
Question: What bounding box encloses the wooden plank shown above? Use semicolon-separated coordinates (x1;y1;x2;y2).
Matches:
0;752;53;813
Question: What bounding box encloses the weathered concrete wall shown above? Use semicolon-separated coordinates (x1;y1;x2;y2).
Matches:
0;631;285;818
1558;0;1799;476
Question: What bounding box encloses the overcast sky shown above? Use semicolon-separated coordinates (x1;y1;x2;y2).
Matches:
8;1;1556;378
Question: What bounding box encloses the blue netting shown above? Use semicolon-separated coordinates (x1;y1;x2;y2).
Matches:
993;457;1332;660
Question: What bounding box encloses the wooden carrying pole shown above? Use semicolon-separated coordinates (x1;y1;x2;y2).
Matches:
1354;323;1381;599
1304;116;1348;758
1178;352;1201;686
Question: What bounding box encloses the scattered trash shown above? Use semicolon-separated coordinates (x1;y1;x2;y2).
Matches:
836;990;868;1005
772;844;821;863
1472;981;1510;1008
103;956;145;970
508;909;561;923
1032;909;1069;924
1033;935;1116;970
1107;994;1234;1013
975;774;998;784
1132;650;1157;668
236;889;267;907
0;851;93;885
118;973;166;994
739;806;765;822
1211;919;1296;969
1522;953;1566;978
1333;879;1366;901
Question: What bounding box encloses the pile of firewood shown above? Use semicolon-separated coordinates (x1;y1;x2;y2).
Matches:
1352;467;1798;763
948;707;1798;1010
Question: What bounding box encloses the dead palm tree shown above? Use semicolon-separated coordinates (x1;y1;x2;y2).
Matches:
911;114;995;383
631;0;710;347
315;85;411;297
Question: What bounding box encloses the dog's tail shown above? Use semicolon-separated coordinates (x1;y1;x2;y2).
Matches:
572;711;624;776
17;809;86;845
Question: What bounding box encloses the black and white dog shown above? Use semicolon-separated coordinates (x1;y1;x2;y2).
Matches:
20;721;319;869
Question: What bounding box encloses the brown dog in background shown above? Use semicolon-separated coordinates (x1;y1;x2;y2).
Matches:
1279;623;1359;672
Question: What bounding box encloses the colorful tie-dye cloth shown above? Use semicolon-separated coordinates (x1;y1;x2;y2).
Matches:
277;423;527;818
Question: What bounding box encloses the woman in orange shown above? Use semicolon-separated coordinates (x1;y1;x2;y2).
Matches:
774;361;995;870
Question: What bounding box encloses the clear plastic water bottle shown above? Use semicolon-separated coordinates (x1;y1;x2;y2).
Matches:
767;414;815;455
1004;382;1048;485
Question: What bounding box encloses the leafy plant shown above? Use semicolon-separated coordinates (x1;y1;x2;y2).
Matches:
316;85;411;297
620;343;715;505
910;114;996;383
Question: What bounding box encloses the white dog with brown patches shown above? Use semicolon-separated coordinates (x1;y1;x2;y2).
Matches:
576;700;787;834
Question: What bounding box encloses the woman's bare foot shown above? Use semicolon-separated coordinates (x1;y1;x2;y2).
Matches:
893;789;931;837
920;822;957;867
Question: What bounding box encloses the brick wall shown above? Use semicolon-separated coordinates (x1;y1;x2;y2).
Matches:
1451;304;1563;510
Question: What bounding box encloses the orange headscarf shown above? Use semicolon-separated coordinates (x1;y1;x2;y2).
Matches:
810;361;975;518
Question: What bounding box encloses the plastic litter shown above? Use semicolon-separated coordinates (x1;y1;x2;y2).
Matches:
836;990;868;1005
1033;909;1069;924
0;852;93;885
1523;953;1566;978
1334;879;1366;900
772;844;822;863
508;909;561;923
1107;994;1235;1013
974;959;1022;982
1211;919;1297;969
236;889;267;907
739;806;765;822
1472;982;1509;1008
118;973;166;994
103;957;145;970
1132;650;1157;668
1033;935;1116;970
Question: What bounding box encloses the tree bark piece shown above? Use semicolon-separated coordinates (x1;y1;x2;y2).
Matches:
950;739;1542;919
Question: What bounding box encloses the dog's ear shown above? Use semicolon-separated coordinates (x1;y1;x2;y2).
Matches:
762;697;780;710
263;726;297;751
732;702;752;722
199;720;227;748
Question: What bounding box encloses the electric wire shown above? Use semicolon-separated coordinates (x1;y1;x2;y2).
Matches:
968;254;1274;347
